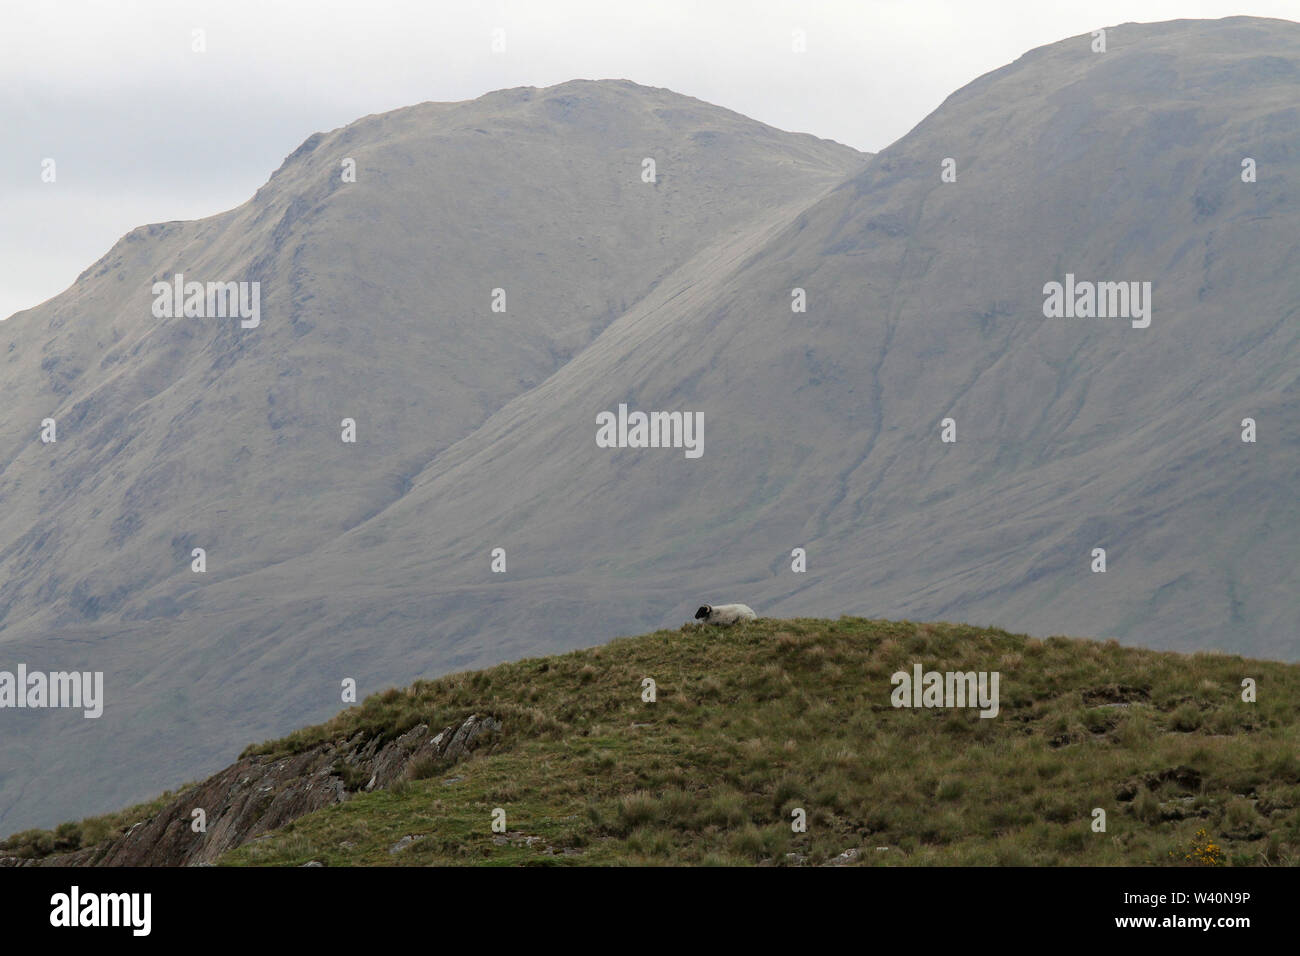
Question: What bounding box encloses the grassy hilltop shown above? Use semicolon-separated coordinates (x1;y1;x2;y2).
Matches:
7;618;1300;866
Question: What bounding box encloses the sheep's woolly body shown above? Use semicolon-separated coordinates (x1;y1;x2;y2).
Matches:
694;603;757;626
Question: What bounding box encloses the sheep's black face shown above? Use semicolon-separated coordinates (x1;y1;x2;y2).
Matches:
695;605;710;620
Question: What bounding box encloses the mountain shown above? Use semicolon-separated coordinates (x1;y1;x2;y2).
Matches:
3;16;1299;836
4;617;1299;866
338;15;1297;667
0;79;866;833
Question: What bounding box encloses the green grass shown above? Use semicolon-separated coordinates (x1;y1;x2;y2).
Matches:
0;787;195;862
224;618;1300;866
9;617;1300;866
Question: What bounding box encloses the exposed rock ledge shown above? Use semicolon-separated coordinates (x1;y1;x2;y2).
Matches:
1;714;501;867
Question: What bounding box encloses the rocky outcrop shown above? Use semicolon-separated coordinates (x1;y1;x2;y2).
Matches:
0;714;500;867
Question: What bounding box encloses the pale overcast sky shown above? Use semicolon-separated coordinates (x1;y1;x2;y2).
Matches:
2;0;1296;319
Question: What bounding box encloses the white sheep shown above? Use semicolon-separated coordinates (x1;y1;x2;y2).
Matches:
694;603;757;626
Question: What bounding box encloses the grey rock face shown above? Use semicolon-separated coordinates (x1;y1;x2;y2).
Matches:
0;713;499;866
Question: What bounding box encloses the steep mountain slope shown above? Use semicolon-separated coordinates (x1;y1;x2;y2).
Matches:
0;78;864;634
0;81;866;833
5;618;1300;867
197;16;1297;666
